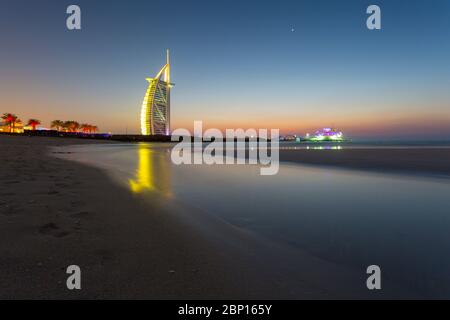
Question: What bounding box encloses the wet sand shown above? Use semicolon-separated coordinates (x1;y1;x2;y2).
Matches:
1;135;443;299
280;148;450;178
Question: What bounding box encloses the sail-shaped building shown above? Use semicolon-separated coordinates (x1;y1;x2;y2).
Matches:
140;50;173;136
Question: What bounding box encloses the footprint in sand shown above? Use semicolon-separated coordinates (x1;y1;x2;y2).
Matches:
39;222;70;238
39;222;58;234
55;183;68;188
71;211;90;218
1;205;21;216
4;181;20;184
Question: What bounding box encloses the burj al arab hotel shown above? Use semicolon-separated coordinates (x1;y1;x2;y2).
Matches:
140;50;173;136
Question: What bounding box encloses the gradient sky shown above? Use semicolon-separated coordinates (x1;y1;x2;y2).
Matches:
1;0;450;139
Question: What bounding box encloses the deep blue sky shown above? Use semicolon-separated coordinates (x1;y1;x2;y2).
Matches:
1;0;450;138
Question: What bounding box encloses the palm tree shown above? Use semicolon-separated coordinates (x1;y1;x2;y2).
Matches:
71;121;80;132
62;121;70;132
79;124;98;133
2;113;19;132
50;120;64;132
80;123;91;133
64;121;80;133
27;119;41;131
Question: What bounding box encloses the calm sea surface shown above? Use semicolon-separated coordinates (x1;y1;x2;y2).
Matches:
60;142;450;298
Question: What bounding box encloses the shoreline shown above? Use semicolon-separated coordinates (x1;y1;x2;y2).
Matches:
5;133;450;178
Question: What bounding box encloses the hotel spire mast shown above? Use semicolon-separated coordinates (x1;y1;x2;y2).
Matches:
165;49;171;135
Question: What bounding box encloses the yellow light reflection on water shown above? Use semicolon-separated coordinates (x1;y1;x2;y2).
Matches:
129;143;172;196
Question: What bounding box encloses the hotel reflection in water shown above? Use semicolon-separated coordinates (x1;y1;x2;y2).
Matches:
128;144;172;197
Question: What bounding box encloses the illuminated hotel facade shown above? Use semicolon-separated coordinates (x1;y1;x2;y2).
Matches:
140;50;173;135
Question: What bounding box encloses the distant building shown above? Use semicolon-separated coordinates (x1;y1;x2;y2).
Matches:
303;128;345;142
140;50;173;136
280;135;298;142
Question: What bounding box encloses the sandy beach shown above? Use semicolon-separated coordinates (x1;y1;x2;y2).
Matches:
2;135;449;299
3;135;376;299
0;135;288;299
